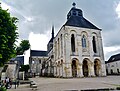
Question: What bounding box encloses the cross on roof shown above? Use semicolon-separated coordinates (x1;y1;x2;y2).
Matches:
72;2;76;7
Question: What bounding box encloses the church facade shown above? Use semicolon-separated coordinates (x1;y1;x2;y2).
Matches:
30;3;106;78
51;3;106;77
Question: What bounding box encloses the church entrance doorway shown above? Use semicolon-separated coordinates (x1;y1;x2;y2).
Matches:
83;59;89;77
71;60;77;77
94;59;100;76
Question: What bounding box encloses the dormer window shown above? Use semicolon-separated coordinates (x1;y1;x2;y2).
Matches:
112;58;115;60
67;3;83;20
78;11;82;16
72;10;76;15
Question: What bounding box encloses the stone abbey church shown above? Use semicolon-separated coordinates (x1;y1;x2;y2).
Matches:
29;3;106;78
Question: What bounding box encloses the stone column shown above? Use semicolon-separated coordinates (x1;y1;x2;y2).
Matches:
59;65;62;77
90;62;95;77
63;63;71;78
101;63;106;76
56;66;58;77
68;63;72;77
88;63;91;77
64;65;68;78
61;64;64;77
77;64;83;77
57;66;60;77
54;66;57;77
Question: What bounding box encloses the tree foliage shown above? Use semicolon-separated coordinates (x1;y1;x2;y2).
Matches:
19;64;30;72
0;5;18;66
16;40;30;55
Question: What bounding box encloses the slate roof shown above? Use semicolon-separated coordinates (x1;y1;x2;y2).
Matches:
15;56;24;65
10;56;24;65
30;50;48;57
107;53;120;63
65;16;100;30
64;7;100;30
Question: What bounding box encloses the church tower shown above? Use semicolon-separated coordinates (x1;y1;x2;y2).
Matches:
52;25;54;39
53;3;106;78
47;25;54;52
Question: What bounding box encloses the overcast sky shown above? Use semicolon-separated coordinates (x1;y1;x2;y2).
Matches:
1;0;120;63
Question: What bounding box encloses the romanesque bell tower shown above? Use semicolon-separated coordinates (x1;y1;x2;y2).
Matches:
53;3;106;77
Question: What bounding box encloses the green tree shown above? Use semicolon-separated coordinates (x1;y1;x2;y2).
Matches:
19;64;30;72
16;40;30;55
0;4;18;66
19;64;30;80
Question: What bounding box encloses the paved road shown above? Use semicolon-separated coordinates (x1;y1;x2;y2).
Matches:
8;76;120;91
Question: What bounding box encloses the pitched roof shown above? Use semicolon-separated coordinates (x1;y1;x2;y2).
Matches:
107;53;120;63
10;56;24;65
64;7;100;30
30;50;48;57
15;56;24;65
65;15;100;30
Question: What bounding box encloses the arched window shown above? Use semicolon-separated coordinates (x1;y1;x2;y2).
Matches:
71;34;75;52
92;36;97;53
58;38;60;57
55;41;57;59
61;34;63;56
117;69;119;73
39;60;41;64
82;35;86;48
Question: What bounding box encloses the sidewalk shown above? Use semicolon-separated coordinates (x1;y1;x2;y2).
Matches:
7;84;30;91
7;76;120;91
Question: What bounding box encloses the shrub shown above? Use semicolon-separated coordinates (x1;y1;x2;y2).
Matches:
0;87;7;91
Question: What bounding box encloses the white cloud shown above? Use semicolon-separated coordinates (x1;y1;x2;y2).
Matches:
1;0;120;63
104;46;120;54
24;32;50;64
104;46;120;60
116;1;120;18
1;1;11;10
24;49;30;65
28;32;49;50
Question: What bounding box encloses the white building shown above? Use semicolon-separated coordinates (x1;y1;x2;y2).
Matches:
29;50;48;76
106;53;120;75
49;3;106;77
30;3;106;78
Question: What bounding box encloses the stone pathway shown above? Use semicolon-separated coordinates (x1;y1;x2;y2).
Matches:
7;76;120;91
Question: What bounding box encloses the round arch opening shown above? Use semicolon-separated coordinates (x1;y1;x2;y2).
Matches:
82;59;89;77
94;59;101;76
71;59;77;77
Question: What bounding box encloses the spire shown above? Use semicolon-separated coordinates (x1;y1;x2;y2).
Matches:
51;25;54;38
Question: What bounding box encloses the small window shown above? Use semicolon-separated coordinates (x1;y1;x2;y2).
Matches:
71;34;75;52
82;35;86;48
92;36;97;53
32;60;34;64
111;69;113;74
72;11;76;15
61;60;63;65
117;69;119;73
112;58;115;60
39;60;41;64
78;11;82;16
